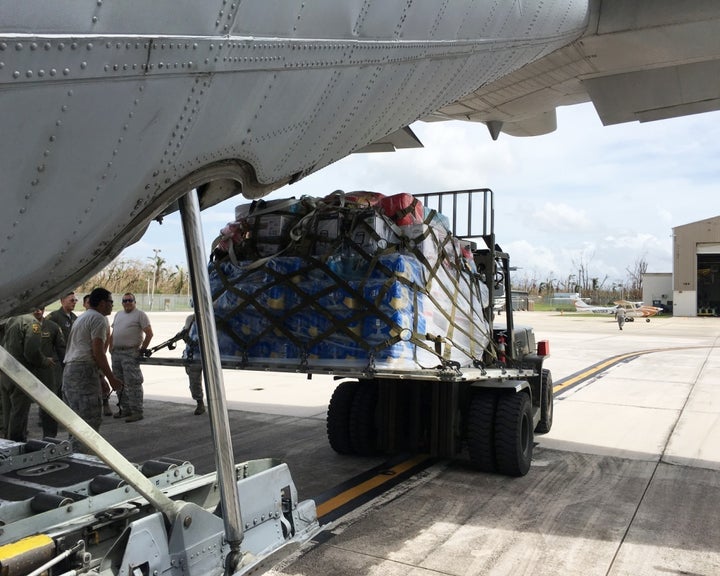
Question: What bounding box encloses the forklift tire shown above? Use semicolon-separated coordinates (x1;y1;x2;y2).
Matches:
494;392;534;477
534;369;554;434
327;380;360;454
467;390;498;473
349;382;379;456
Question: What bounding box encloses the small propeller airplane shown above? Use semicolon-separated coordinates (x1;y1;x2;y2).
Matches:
574;299;662;321
614;300;663;322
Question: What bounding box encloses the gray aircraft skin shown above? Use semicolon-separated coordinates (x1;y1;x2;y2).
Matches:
2;1;720;317
3;0;593;316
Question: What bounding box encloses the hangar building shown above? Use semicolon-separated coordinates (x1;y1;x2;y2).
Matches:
672;216;720;317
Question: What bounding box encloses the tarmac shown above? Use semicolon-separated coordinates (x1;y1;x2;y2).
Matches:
29;310;720;575
262;311;720;576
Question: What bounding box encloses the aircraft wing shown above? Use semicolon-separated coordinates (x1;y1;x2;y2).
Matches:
353;127;424;154
426;0;720;138
575;300;616;314
2;1;720;317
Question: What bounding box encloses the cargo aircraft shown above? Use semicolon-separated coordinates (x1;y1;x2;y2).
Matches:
0;1;718;574
2;0;720;317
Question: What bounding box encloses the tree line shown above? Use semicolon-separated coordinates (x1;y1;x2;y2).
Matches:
77;251;649;307
76;254;189;298
511;255;649;304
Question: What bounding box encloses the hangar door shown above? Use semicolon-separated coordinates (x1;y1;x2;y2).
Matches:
697;244;720;316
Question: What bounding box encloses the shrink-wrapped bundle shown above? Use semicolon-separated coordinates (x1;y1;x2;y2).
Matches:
196;192;491;370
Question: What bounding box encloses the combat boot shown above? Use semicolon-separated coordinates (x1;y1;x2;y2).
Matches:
194;401;206;415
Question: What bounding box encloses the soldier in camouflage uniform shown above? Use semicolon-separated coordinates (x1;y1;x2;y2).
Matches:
109;293;153;422
47;291;78;344
63;288;123;451
0;312;53;441
32;306;66;438
182;314;206;415
46;291;78;412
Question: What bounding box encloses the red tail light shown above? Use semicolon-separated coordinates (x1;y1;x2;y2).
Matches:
537;340;550;356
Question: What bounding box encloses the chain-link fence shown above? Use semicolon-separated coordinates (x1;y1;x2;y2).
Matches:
131;293;193;312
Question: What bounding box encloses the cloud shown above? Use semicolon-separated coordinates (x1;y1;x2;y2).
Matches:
531;202;594;233
120;102;720;285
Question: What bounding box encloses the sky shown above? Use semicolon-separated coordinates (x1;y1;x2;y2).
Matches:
121;102;720;290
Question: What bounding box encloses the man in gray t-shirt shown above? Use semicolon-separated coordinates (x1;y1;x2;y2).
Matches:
63;287;123;451
109;292;153;422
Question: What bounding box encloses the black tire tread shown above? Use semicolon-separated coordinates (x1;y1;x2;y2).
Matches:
327;380;360;454
467;390;498;473
494;392;533;477
349;383;379;456
535;368;554;434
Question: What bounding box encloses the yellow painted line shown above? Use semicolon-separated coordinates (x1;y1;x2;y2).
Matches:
316;454;430;518
552;352;638;394
552;346;707;394
317;345;712;520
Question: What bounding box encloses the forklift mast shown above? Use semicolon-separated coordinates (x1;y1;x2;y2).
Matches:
413;188;515;362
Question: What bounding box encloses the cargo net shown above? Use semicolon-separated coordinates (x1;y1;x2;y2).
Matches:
197;191;491;372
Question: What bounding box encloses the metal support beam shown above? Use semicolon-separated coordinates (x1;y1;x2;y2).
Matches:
0;345;180;522
178;190;244;566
